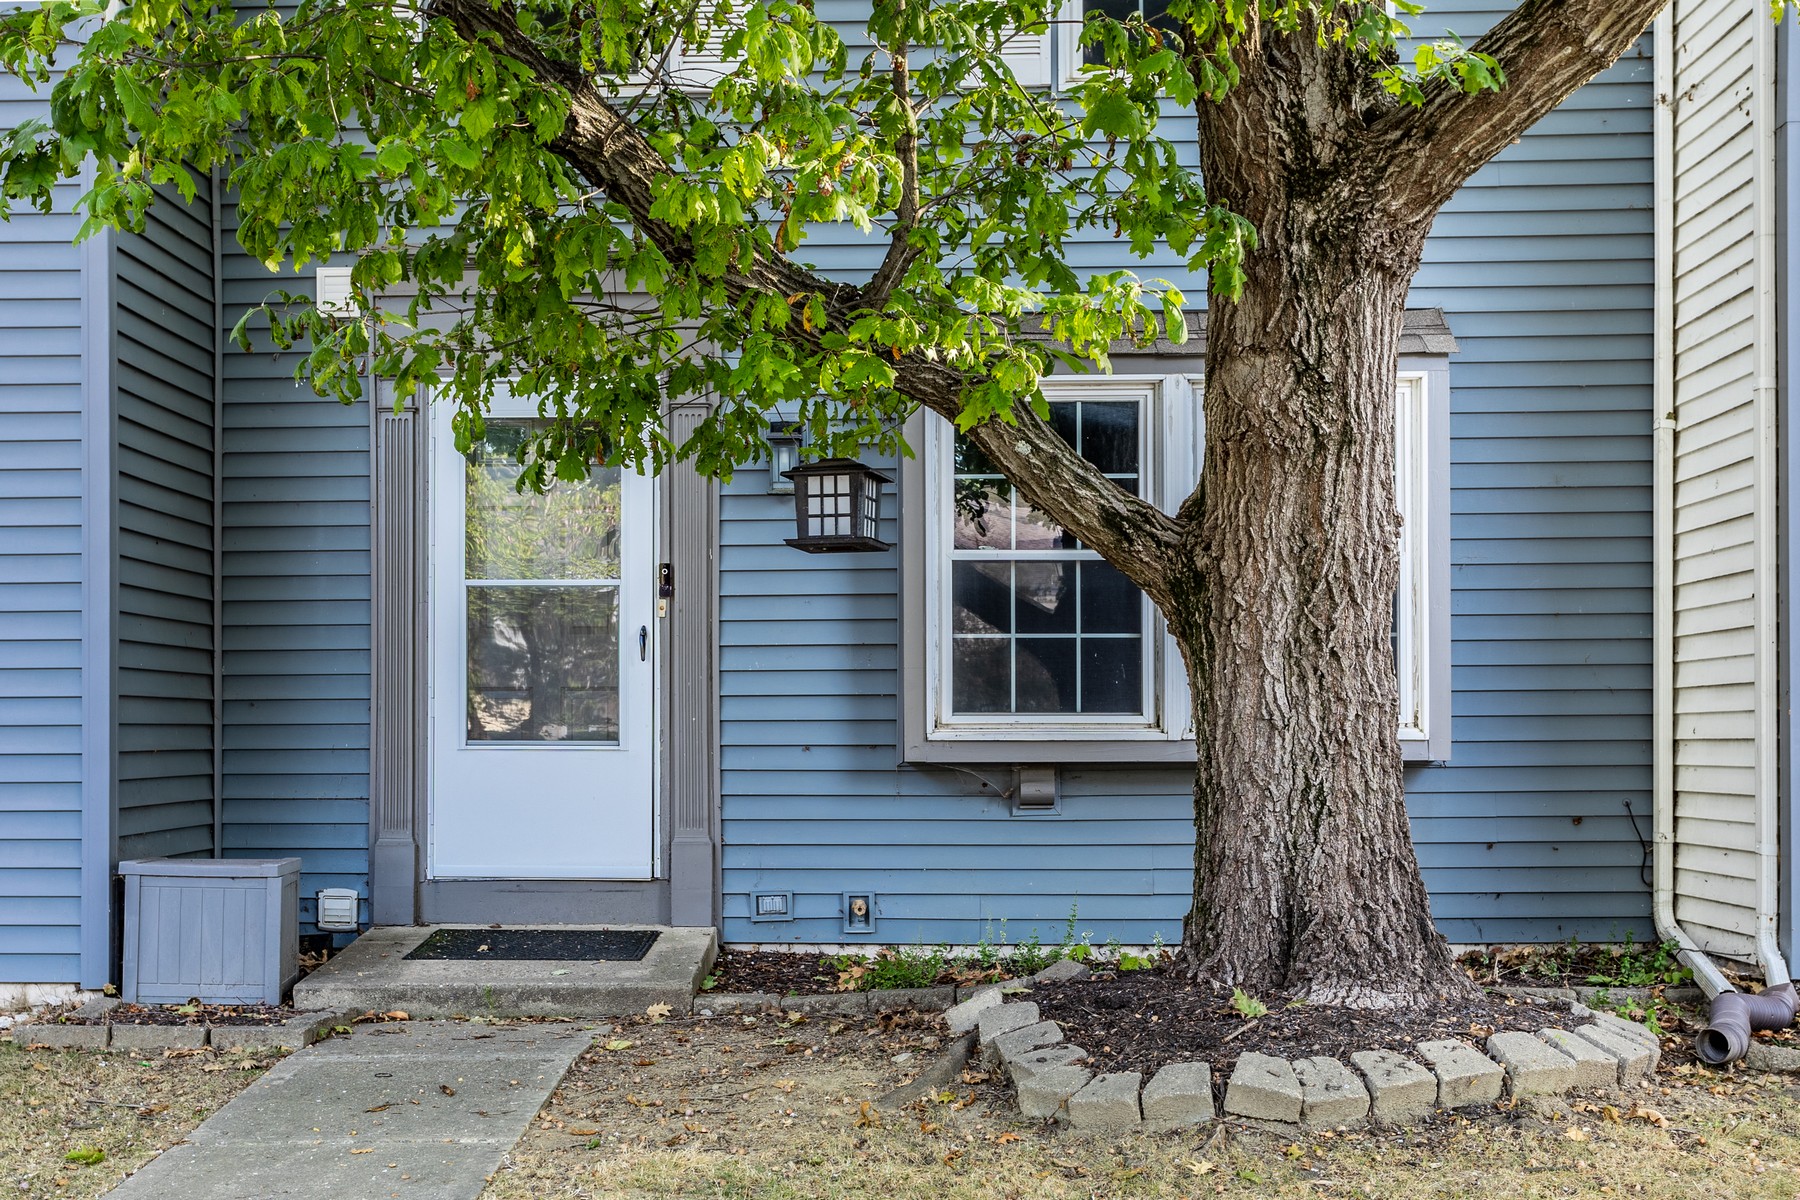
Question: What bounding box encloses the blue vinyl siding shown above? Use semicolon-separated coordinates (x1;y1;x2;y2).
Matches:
0;78;88;983
114;179;218;863
216;193;370;927
718;2;1655;947
183;2;1653;947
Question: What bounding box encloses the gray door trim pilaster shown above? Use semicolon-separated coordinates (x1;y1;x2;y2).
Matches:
369;385;425;925
665;402;721;929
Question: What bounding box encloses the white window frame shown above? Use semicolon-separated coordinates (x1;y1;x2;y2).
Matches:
618;26;738;93
1394;372;1432;751
922;375;1199;743
1051;0;1169;90
901;362;1449;764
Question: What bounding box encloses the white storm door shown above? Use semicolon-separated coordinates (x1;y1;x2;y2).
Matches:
428;398;655;879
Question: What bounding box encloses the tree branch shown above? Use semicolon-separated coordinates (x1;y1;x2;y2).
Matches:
426;0;1187;604
863;23;921;309
1370;0;1665;214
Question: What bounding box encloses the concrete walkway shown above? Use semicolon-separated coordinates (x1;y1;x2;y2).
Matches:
103;1019;596;1200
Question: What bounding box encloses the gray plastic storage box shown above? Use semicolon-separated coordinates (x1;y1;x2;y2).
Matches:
119;857;302;1005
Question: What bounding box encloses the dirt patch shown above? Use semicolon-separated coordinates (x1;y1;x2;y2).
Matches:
55;1002;310;1028
1457;943;1699;991
708;948;1024;997
0;1034;272;1200
480;1002;1800;1200
1032;968;1583;1079
707;949;846;995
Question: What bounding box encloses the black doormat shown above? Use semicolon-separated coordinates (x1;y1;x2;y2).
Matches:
404;927;661;962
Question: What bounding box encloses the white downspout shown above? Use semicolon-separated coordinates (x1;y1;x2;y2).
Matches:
1750;0;1791;991
1651;10;1731;999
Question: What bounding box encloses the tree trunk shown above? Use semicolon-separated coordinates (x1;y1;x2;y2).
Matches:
1170;36;1475;1007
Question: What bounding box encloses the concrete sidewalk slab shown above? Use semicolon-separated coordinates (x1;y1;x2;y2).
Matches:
103;1020;595;1200
292;924;716;1018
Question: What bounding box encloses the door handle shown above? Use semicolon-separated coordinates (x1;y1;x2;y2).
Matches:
638;625;648;661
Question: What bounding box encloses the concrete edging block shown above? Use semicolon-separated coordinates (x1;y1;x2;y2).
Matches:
1486;1031;1577;1097
1141;1061;1214;1130
1067;1071;1143;1133
1224;1053;1302;1124
111;1023;209;1051
976;1001;1040;1046
1018;1065;1092;1120
1538;1028;1620;1089
1349;1050;1436;1122
1293;1056;1371;1126
13;1023;110;1050
1417;1039;1504;1108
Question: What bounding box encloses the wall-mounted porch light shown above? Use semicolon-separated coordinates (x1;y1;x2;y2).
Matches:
766;424;803;494
782;458;894;553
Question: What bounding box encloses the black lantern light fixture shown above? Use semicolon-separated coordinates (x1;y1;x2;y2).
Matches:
782;457;894;553
765;423;803;495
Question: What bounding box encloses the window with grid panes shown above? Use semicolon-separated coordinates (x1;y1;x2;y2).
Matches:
946;398;1151;717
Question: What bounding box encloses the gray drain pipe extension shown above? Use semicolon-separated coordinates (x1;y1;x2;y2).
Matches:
1696;982;1798;1065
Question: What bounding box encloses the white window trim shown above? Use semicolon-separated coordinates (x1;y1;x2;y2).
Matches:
1053;0;1087;89
1394;372;1432;750
901;359;1451;765
618;27;738;93
922;375;1199;743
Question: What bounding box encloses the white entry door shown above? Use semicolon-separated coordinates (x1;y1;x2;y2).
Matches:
428;395;655;879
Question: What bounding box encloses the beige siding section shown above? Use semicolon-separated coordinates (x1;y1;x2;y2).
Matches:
1668;0;1763;960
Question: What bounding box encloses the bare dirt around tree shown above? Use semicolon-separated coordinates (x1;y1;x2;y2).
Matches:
476;1002;1800;1200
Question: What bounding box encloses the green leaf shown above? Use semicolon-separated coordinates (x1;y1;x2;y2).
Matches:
439;136;479;170
1081;91;1146;140
112;72;154;128
65;1148;106;1166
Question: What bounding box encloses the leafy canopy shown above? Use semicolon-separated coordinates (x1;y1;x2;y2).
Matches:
0;1;1505;479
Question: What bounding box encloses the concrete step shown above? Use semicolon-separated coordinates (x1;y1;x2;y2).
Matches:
292;924;717;1018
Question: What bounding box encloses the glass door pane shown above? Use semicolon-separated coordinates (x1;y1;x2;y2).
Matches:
462;420;624;744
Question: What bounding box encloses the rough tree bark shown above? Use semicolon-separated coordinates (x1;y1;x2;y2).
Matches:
431;0;1669;1006
1169;26;1457;1004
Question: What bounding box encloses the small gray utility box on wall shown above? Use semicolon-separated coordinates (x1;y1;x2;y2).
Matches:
119;857;302;1005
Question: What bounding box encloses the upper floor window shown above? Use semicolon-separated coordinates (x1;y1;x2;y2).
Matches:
1076;0;1176;68
996;0;1176;88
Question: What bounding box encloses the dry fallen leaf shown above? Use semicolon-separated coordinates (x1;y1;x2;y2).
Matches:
775;1079;797;1093
350;1148;375;1155
994;1132;1023;1145
383;1010;410;1021
1564;1128;1591;1142
603;1039;634;1052
1186;1160;1217;1176
645;1002;674;1022
440;1084;456;1097
854;1101;881;1129
365;1103;393;1113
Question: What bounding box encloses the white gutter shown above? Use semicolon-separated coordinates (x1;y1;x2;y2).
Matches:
1750;0;1790;990
1651;10;1731;999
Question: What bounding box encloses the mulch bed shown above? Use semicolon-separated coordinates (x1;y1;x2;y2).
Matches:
708;948;1026;996
63;1003;306;1028
1030;966;1592;1079
708;949;845;995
